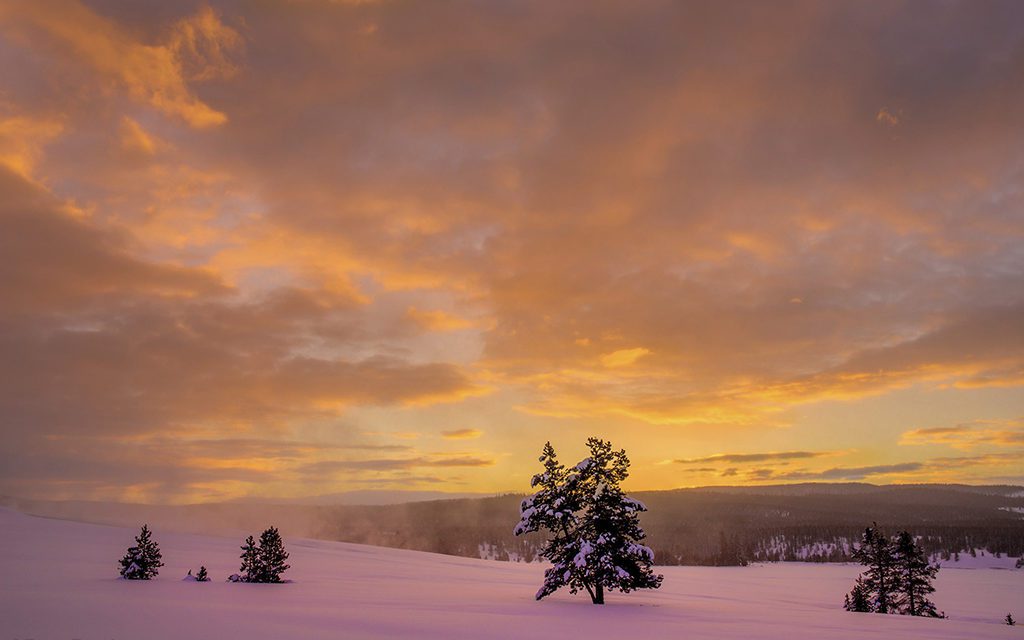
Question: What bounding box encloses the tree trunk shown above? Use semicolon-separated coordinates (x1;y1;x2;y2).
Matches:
592;582;604;605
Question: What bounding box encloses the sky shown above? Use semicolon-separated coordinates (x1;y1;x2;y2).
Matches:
0;0;1022;504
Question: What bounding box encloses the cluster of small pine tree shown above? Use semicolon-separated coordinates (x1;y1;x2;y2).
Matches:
515;438;663;605
118;525;289;583
237;527;291;583
844;524;942;617
186;566;211;582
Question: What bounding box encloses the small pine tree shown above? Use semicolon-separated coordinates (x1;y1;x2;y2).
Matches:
196;566;210;582
239;535;259;582
256;527;291;583
893;530;940;617
515;438;662;604
844;576;871;612
1007;613;1016;626
118;524;164;580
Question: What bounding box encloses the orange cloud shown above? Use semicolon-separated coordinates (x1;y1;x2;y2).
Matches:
899;419;1024;450
119;117;159;155
0;1;241;127
406;307;475;332
1;1;1023;500
0;113;64;178
600;347;651;368
441;428;483;440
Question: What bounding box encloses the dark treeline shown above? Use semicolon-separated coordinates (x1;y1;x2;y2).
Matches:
316;484;1024;566
7;483;1023;567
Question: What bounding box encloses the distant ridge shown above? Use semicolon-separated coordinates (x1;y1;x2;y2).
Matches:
664;482;1024;497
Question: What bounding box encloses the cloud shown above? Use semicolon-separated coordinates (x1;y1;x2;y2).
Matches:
441;428;483;440
674;451;835;465
297;456;496;475
600;347;651;368
119;117;159;155
0;113;64;178
900;419;1024;449
1;0;1024;500
0;166;485;501
876;108;901;127
406;306;474;332
0;165;228;314
746;452;1024;482
778;463;925;481
0;1;242;127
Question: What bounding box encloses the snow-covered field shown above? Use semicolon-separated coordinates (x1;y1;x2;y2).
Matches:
1;507;1020;639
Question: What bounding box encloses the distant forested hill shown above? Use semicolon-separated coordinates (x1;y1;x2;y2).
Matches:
6;483;1024;566
306;483;1024;566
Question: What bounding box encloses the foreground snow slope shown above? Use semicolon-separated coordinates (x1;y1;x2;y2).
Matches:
1;508;1019;639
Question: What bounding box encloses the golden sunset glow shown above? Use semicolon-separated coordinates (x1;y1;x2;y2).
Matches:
0;0;1022;504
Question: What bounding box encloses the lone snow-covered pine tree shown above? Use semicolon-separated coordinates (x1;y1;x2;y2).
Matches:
118;524;164;580
514;438;662;604
195;566;210;582
893;531;940;617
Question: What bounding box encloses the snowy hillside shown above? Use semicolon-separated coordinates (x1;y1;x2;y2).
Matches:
1;507;1020;639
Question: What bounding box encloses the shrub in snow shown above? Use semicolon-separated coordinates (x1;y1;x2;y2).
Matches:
118;524;164;580
237;528;291;583
1006;613;1016;626
196;566;210;582
514;438;663;604
847;524;941;617
843;576;871;613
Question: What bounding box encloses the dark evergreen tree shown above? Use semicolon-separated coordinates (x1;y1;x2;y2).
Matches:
851;523;896;613
195;566;210;582
514;438;663;604
893;530;940;617
239;535;259;582
1006;613;1015;626
844;576;871;612
256;527;291;583
118;524;164;580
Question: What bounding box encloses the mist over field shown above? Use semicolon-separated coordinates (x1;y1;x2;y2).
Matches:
7;483;1023;567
